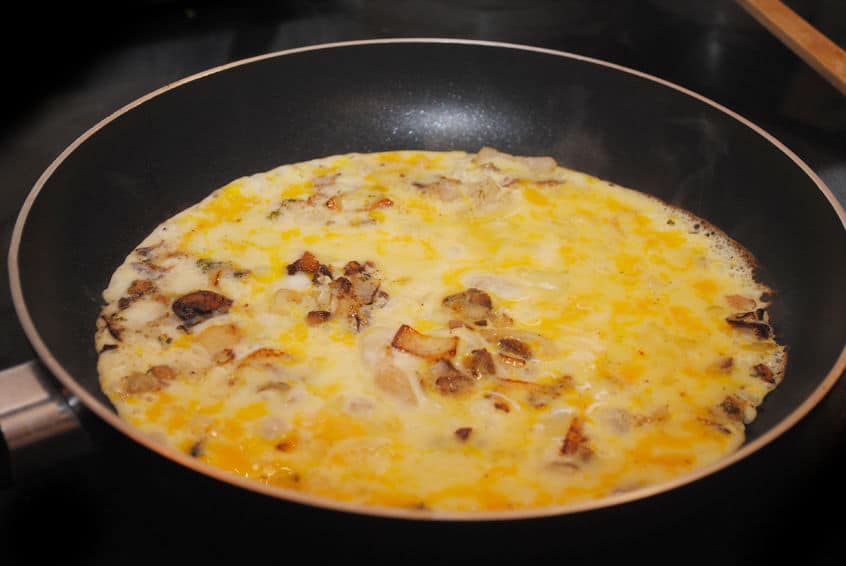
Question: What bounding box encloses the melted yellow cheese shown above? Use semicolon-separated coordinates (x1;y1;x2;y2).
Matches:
96;149;785;512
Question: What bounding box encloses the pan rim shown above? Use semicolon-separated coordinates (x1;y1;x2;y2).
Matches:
8;37;846;521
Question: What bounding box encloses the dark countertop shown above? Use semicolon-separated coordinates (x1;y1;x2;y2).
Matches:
2;1;844;564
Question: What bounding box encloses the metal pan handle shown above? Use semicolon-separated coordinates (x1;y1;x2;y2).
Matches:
0;360;92;486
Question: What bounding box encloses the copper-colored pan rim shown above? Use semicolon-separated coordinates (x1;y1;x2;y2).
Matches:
8;38;846;522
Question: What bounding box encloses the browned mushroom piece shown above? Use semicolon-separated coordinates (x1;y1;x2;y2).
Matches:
752;363;776;384
715;356;734;372
498;337;532;359
442;288;493;321
496;377;569;408
306;310;332;325
350;273;381;305
725;294;757;310
498;354;526;368
131;261;168;279
462;348;496;378
100;314;124;341
134;242;162;258
488;395;511;413
560;417;592;460
313;263;334;283
454;427;473;441
719;396;745;421
257;381;292;393
412;176;461;201
329;276;353;297
213;349;235;365
121;371;163;395
127;279;157;298
343;261;364;276
391;324;458;360
725;311;771;338
286;251;320;276
148;365;176;381
172;290;233;327
431;360;475;395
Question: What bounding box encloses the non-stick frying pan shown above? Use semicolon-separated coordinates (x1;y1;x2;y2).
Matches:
4;39;846;520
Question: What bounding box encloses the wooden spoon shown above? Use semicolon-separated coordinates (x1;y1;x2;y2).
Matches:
736;0;846;95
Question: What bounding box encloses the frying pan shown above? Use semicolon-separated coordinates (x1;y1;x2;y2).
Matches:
4;39;846;520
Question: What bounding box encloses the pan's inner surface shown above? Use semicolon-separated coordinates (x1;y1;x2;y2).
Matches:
16;42;846;452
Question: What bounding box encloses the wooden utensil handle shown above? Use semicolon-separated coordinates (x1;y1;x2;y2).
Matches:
736;0;846;95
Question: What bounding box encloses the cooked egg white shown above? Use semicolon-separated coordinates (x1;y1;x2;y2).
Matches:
96;148;785;512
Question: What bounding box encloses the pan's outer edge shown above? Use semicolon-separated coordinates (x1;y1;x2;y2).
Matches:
8;38;846;521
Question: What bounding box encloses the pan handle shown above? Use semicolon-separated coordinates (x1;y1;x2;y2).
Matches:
0;360;92;486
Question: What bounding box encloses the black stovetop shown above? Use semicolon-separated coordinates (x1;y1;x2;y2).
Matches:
2;2;844;564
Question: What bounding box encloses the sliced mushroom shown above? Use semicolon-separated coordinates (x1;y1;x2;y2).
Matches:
350;273;381;305
120;371;163;395
487;393;513;413
442;288;493;321
128;279;157;297
751;363;776;384
343;261;365;276
391;324;458;360
725;294;757;310
286;251;320;276
306;310;332;325
131;261;168;279
329;276;353;296
498;337;532;359
498;353;526;367
148;365;176;381
134;242;162;258
196;258;231;274
462;348;496;379
100;314;124;341
172;290;233;328
725;311;771;339
560;417;592;460
430;360;475;395
213;349;235;365
495;377;569;408
240;348;288;364
411;176;461;201
257;381;292;394
454;427;473;441
714;356;734;373
719;396;745;421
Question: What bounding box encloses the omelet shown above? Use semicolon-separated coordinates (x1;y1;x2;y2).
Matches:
95;148;785;512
